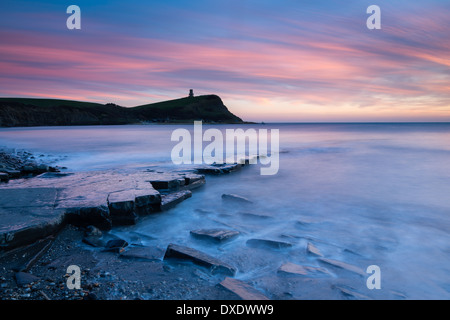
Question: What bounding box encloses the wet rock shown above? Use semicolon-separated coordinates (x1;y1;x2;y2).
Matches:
15;272;40;287
20;164;50;175
332;285;371;300
20;165;38;174
182;174;206;190
237;155;259;165
240;211;272;219
246;238;293;250
150;179;180;191
84;225;102;237
0;172;10;182
190;228;240;243
0;188;66;250
306;242;323;257
221;194;253;204
277;262;331;277
107;190;138;226
160;190;192;211
104;239;128;253
319;258;365;276
133;187;161;215
390;290;407;299
82;236;107;248
119;246;164;261
38;172;73;179
219;277;269;300
0;237;54;272
0;169;21;178
196;163;242;175
195;208;213;214
164;243;236;276
65;205;112;231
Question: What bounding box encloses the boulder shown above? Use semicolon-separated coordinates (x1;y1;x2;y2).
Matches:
164;243;236;276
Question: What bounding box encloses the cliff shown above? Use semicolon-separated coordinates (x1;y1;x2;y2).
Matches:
0;95;243;127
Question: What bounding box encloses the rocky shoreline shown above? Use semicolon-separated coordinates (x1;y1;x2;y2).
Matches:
0;148;264;300
0;148;67;185
0;148;386;301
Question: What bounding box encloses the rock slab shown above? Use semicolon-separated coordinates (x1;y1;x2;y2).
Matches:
277;262;331;277
219;277;269;300
246;238;293;250
319;258;366;276
164;243;236;276
190;228;240;242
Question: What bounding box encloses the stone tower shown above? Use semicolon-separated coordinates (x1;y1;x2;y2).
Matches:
189;89;194;98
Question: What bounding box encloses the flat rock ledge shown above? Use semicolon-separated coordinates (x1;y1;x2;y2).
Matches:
0;169;208;251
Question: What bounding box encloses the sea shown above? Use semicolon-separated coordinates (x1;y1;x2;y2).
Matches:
1;123;449;299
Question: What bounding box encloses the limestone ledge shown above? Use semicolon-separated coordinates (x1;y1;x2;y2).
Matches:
0;170;206;251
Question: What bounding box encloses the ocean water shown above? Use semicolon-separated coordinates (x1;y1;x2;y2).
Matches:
1;123;449;299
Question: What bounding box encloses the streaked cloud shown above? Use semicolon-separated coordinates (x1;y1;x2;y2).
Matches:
0;0;449;121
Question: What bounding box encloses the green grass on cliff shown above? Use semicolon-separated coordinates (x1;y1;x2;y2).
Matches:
0;95;243;127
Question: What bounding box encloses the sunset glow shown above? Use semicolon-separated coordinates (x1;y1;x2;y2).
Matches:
0;0;449;122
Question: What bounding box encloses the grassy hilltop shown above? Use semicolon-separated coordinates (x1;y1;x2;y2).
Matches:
0;95;243;127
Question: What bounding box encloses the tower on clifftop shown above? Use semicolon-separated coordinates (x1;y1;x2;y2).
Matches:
189;89;194;98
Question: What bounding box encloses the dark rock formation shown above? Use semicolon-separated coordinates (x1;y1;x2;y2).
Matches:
164;243;236;276
160;190;192;211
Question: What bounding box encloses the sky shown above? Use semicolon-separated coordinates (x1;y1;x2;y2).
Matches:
0;0;449;122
